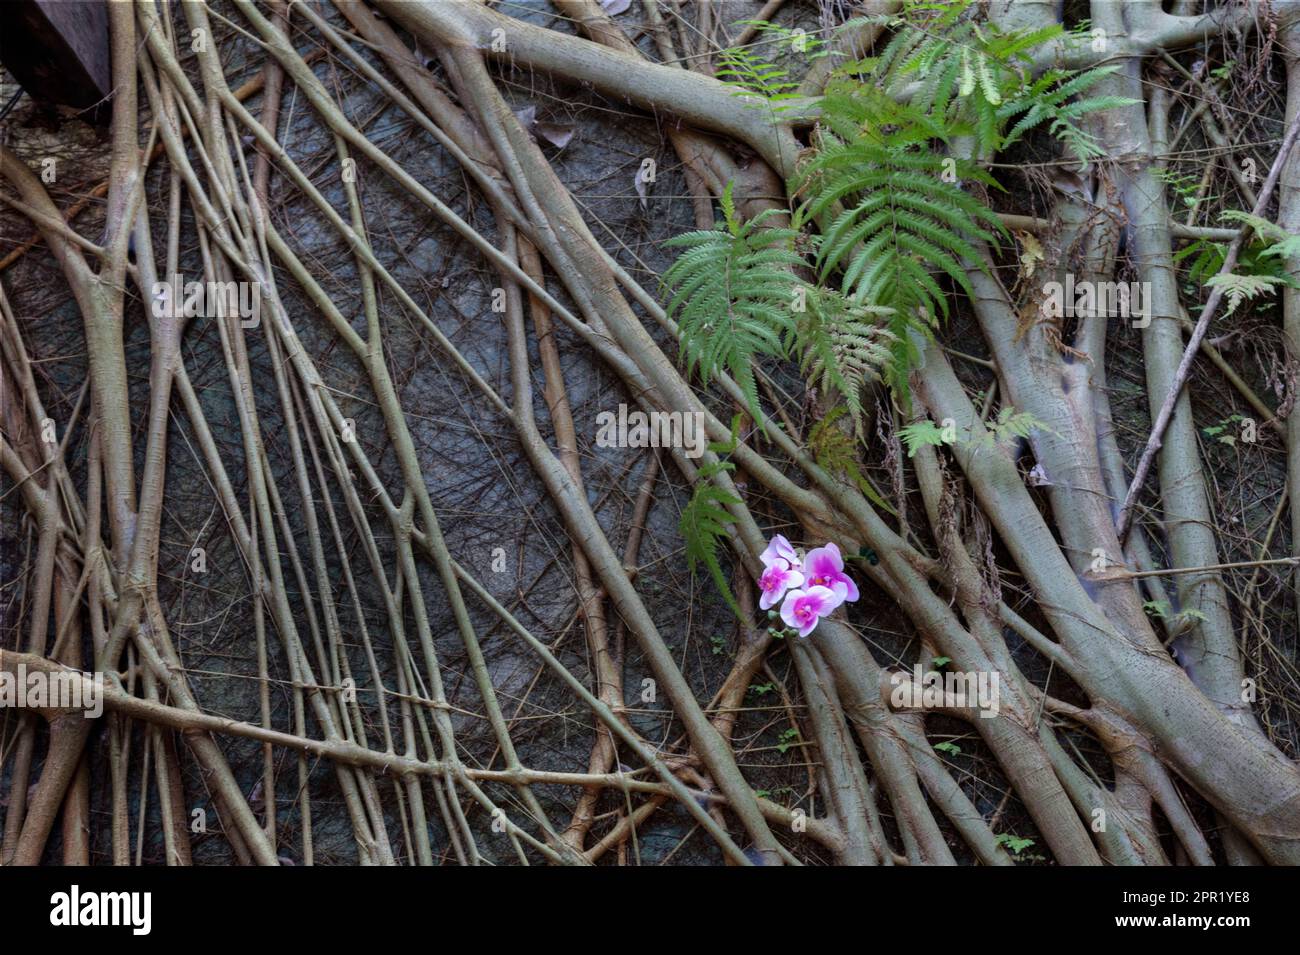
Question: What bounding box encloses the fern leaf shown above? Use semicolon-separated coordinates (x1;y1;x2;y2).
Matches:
794;119;1002;388
809;406;891;510
897;418;953;457
663;183;804;416
680;482;744;618
680;425;746;617
1220;209;1288;243
1218;210;1300;261
1206;273;1289;315
797;288;895;434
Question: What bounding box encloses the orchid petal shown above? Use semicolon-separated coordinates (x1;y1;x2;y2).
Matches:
803;585;838;614
779;590;803;630
760;534;801;570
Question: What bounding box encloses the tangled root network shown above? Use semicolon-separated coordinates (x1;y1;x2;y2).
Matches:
1;0;1300;872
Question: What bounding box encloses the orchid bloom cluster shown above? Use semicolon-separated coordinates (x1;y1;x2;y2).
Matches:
758;535;860;637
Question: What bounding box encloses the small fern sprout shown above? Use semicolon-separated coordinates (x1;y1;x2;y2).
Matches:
896;406;1056;458
897;417;957;457
715;46;799;101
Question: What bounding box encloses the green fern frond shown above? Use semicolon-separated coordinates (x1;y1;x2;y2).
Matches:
849;1;1130;159
1174;230;1299;289
663;183;805;416
897;418;954;457
992;406;1054;441
1206;273;1290;315
679;420;745;617
1260;235;1300;261
859;1;1028;154
715;44;802;110
680;482;744;617
1173;237;1227;284
796;288;895;434
897;406;1053;457
796;1;1124;398
815;81;953;146
972;406;1058;451
1219;210;1300;261
1220;210;1289;243
809;406;892;510
794;121;1003;342
998;66;1132;159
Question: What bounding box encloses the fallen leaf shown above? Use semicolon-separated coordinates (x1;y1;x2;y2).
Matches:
634;167;650;208
513;105;537;132
1015;230;1044;281
535;122;574;149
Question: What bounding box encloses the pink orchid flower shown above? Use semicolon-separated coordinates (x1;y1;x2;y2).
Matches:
801;542;860;608
758;558;804;611
760;534;801;570
779;586;839;638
